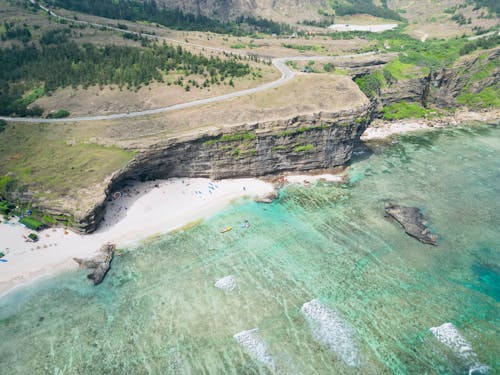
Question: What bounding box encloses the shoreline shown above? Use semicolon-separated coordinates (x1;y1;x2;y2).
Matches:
0;178;275;297
1;112;498;298
361;109;499;141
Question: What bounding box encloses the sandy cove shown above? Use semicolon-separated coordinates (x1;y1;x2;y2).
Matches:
1;172;353;297
0;178;275;297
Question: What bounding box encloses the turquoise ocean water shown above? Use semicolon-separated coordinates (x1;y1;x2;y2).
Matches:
1;124;499;374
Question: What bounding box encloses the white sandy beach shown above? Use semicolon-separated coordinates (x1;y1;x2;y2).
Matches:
0;178;274;297
360;120;445;141
361;110;500;141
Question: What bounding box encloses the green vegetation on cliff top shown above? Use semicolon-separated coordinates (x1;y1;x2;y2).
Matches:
0;41;252;117
383;59;429;80
0;122;135;204
327;28;499;71
354;56;432;98
382;102;437;120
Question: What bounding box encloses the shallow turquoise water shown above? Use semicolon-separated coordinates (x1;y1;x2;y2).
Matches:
1;125;499;374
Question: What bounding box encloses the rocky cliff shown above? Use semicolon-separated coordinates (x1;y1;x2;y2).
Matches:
377;77;428;109
128;109;371;180
375;47;500;113
430;47;500;108
78;105;372;232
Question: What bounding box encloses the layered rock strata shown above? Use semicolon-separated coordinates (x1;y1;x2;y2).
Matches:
78;105;373;232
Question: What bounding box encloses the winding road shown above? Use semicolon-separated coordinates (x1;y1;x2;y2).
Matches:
1;1;375;123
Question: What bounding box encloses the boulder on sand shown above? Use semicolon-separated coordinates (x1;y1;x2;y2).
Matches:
385;203;438;245
255;189;278;203
74;243;115;284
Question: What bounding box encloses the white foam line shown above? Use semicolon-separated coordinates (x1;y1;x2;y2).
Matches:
234;328;276;371
430;322;489;374
301;299;360;367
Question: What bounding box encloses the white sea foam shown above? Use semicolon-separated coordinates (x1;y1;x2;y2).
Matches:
469;365;491;375
301;299;360;367
430;322;489;374
234;328;276;371
214;275;237;291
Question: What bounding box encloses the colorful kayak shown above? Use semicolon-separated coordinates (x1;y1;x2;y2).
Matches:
220;226;232;233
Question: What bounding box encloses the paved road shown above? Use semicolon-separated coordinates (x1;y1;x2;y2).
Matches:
466;30;500;41
1;1;374;123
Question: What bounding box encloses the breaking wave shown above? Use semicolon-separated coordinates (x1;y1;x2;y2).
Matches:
214;275;237;291
301;299;360;367
234;328;276;371
430;322;489;374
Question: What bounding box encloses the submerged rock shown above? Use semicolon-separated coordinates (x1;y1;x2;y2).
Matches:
74;243;115;285
385;203;438;245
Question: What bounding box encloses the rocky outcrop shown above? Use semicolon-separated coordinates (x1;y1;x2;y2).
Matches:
378;77;429;109
255;189;279;203
430;47;500;108
374;47;500;113
342;54;397;78
385;203;438;245
74;243;115;284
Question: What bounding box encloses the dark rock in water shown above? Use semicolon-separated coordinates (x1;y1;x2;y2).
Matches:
74;243;115;285
385;204;438;245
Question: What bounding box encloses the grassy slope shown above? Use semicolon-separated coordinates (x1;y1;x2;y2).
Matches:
0;122;134;202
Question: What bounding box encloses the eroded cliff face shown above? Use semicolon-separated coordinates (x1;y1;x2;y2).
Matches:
78;104;372;232
377;77;428;110
374;47;500;113
129;109;370;180
430;47;500;108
